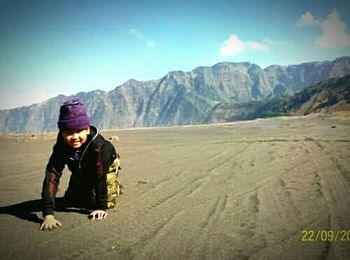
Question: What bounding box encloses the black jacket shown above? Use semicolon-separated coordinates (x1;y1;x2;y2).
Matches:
41;126;117;216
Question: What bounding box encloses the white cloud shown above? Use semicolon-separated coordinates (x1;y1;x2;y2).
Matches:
297;9;350;48
247;41;267;50
220;34;245;56
297;11;319;26
146;40;156;48
316;9;350;48
220;34;268;57
128;28;156;48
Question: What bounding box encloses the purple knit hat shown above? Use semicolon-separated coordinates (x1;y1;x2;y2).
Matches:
57;98;90;130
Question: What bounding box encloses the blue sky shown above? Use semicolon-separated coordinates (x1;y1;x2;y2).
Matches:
1;0;350;109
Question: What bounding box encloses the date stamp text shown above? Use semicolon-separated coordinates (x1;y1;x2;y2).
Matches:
301;230;350;242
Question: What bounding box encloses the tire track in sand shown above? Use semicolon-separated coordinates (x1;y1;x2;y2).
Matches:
129;210;185;259
200;195;228;230
206;144;251;174
148;144;250;209
77;210;186;260
302;140;350;258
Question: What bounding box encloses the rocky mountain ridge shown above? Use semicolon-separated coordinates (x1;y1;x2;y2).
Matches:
205;74;350;123
1;57;350;133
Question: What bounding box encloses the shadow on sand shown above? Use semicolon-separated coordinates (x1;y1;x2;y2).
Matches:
0;198;91;225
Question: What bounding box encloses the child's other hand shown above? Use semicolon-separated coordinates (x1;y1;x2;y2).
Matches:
89;210;107;220
40;215;62;231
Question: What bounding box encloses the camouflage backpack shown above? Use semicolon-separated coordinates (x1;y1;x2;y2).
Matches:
106;153;123;209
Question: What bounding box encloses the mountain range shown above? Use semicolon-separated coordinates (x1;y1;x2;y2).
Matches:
1;57;350;133
205;74;350;123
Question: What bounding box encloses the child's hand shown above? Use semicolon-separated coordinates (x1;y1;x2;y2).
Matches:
40;215;62;231
89;210;107;220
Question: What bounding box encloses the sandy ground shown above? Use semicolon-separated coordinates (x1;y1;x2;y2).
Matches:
0;115;349;259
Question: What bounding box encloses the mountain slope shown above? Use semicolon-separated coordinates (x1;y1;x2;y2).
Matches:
261;74;350;116
1;57;350;133
206;74;350;123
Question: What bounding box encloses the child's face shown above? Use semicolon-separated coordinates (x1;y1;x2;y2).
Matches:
62;128;90;149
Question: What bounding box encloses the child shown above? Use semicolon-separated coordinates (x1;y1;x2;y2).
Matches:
40;98;121;231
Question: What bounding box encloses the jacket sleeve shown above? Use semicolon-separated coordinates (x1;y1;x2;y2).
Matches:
41;144;65;217
95;141;117;210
